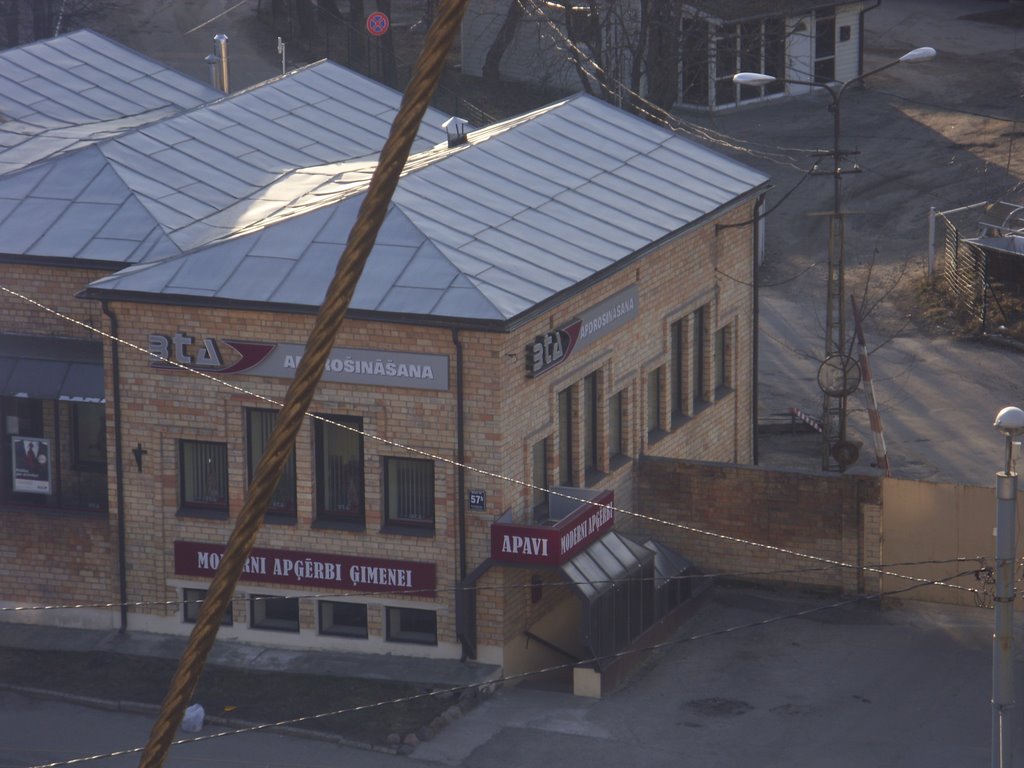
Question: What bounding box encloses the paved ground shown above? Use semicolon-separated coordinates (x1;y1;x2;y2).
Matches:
4;585;1023;767
701;0;1024;482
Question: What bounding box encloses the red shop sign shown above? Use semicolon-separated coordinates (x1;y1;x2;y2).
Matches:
490;490;614;566
174;541;436;597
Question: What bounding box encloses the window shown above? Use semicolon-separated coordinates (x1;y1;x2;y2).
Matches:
250;594;300;632
647;367;663;440
1;397;107;511
583;372;600;482
608;390;626;462
531;438;549;520
315;416;363;524
715;325;731;392
671;319;686;420
716;18;787;106
558;386;574;485
692;306;709;411
247;409;296;519
386;606;437;645
179;440;228;512
383;457;434;529
318;601;368;638
183;588;233;625
814;7;836;83
72;403;105;469
680;18;710;106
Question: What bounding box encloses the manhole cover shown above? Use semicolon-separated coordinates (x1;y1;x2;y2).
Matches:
686;697;753;717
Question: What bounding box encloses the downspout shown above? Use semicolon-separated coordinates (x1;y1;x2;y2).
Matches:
752;194;764;465
102;302;129;633
452;328;470;659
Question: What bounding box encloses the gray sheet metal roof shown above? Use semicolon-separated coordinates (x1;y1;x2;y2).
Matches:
0;58;450;262
684;1;861;22
0;30;221;176
84;94;768;323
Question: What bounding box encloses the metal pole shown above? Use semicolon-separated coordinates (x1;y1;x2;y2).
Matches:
991;406;1023;768
993;466;1016;768
214;34;230;93
928;206;936;277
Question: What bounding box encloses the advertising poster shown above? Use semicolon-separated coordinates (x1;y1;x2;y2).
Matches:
12;436;50;494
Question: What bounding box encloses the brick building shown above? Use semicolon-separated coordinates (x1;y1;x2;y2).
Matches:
1;31;767;686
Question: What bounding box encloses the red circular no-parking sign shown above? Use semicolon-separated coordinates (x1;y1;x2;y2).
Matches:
367;12;390;36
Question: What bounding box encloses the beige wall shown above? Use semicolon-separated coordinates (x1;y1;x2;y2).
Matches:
880;477;1005;608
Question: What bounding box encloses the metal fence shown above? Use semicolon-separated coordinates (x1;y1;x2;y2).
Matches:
934;210;988;329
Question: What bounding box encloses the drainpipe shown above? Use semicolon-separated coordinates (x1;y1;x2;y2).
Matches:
102;302;129;633
452;328;470;659
752;193;763;465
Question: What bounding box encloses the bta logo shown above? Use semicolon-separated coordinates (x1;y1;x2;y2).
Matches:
525;319;581;378
149;333;222;368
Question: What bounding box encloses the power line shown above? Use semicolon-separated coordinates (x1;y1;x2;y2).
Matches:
19;570;980;768
0;556;987;616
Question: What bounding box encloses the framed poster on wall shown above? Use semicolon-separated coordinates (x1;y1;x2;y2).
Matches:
12;436;50;494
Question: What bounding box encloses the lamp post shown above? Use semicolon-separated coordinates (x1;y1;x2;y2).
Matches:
991;406;1023;768
733;46;935;471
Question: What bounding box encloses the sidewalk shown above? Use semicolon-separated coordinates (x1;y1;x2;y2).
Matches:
0;620;498;686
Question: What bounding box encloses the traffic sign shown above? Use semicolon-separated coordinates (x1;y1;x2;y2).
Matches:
367;12;389;36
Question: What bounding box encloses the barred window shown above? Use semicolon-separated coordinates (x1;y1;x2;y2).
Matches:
179;440;227;511
315;416;363;524
384;457;434;529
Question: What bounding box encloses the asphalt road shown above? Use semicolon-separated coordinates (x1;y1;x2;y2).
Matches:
698;0;1024;483
3;587;1019;768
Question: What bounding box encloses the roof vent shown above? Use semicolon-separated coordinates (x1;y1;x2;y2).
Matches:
214;33;230;93
443;116;469;148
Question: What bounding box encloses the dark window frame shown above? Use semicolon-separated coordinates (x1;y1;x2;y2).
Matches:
583;371;602;483
318;600;369;638
382;456;435;532
558;386;575;486
178;439;228;515
386;606;438;645
531;438;549;521
183;587;233;626
246;408;297;521
314;415;364;527
250;594;301;633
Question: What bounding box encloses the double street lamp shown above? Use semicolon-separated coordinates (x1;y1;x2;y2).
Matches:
734;46;935;471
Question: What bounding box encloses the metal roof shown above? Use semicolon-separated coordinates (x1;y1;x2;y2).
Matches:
0;58;450;262
0;30;221;176
683;1;866;23
84;94;768;323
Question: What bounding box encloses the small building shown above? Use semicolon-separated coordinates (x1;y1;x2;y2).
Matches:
1;30;768;691
461;0;876;111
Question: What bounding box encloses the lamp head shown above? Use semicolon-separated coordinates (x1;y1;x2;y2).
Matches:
733;72;776;87
994;406;1024;437
898;47;936;63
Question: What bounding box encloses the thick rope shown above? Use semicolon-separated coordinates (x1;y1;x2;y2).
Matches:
138;0;470;762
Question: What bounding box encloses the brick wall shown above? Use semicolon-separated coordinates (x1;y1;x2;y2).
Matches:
637;456;882;595
0;263;119;622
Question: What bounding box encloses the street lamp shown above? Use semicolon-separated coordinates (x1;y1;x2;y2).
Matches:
734;47;935;471
990;405;1023;768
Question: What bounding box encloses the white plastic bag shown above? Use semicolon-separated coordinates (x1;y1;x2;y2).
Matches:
181;703;205;733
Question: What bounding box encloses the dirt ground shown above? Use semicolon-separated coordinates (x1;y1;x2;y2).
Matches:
0;646;458;746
